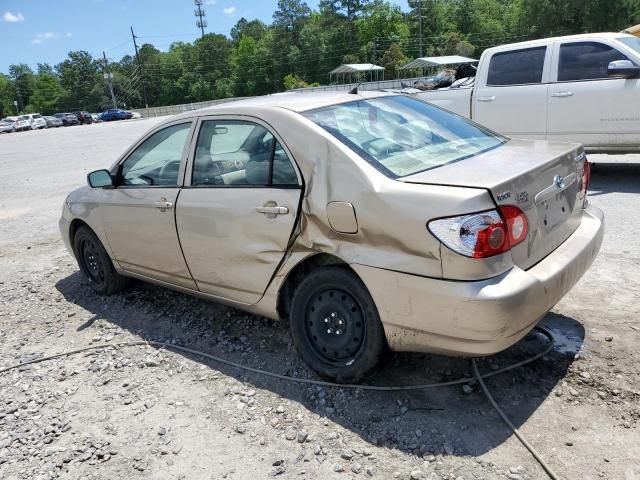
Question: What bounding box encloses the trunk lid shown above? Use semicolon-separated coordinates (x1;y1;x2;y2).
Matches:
403;139;587;270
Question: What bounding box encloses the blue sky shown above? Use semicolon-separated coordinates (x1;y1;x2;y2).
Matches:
0;0;408;74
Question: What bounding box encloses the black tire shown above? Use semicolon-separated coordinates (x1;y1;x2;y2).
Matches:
73;226;130;295
289;267;386;383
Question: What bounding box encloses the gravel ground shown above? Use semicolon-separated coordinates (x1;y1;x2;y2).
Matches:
0;121;639;480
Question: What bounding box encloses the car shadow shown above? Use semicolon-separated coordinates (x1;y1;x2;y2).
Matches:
55;271;584;457
589;161;640;196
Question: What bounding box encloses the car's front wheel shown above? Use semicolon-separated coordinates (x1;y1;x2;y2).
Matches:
289;267;386;383
73;226;130;295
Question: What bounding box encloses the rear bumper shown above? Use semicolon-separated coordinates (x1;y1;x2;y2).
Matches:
352;205;604;356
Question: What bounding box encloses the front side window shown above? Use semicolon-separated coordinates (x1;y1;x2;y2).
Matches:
120;123;191;186
558;42;629;81
304;95;505;178
192;120;298;186
487;47;547;86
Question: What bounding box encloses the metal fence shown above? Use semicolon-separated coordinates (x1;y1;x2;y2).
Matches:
129;77;430;118
131;97;248;118
290;77;427;93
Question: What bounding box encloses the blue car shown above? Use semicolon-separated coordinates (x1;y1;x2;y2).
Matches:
100;109;133;121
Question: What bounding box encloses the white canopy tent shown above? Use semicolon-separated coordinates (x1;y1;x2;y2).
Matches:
329;63;385;85
399;55;477;70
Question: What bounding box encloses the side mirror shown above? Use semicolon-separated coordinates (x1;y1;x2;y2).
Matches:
608;60;640;79
87;169;114;188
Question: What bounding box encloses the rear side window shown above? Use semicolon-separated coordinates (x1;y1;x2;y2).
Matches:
558;42;629;81
192;120;298;187
487;47;547;86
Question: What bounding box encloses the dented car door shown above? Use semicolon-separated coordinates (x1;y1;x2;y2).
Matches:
175;117;302;304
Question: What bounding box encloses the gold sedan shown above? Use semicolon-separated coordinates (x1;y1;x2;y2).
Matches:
60;91;603;382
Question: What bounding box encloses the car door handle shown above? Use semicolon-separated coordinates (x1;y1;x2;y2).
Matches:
476;96;496;102
153;198;173;210
551;91;574;98
256;205;289;215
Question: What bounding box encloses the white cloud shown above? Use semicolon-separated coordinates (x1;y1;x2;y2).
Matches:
223;6;235;14
2;11;25;22
205;0;216;5
32;31;72;45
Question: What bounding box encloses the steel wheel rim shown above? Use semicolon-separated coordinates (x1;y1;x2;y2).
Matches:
305;288;366;364
82;239;105;285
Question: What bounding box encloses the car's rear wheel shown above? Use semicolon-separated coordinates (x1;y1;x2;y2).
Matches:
289;267;386;383
73;226;130;295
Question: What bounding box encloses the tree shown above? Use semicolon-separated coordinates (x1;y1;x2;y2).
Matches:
56;51;101;110
0;74;16;117
380;43;409;79
322;0;372;39
231;18;268;43
273;0;311;40
355;1;409;64
232;36;272;96
8;64;35;112
28;75;65;114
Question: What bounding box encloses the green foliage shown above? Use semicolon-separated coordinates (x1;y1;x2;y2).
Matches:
283;73;310;89
0;74;16;117
380;43;409;78
28;75;64;114
2;0;639;112
55;51;102;111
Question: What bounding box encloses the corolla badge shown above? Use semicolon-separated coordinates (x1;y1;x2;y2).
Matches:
554;175;566;189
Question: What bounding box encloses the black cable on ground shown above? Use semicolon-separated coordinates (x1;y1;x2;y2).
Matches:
0;326;555;390
472;358;560;480
0;326;559;478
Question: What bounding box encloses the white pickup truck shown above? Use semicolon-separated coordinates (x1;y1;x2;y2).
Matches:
416;33;640;154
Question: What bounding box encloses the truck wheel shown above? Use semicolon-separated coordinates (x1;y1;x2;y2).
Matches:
289;267;386;383
73;226;130;295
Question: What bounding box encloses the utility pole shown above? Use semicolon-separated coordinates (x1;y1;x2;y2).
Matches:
131;26;149;109
418;0;423;57
102;51;117;109
194;0;207;39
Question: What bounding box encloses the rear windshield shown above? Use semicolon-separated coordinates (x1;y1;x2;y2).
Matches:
304;95;505;178
619;36;640;56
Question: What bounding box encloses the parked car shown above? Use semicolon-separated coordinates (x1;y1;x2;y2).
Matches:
23;113;47;130
91;113;101;123
15;115;32;131
44;116;63;128
130;111;142;119
60;92;603;382
54;113;80;126
0;118;16;133
414;32;640;154
72;111;93;124
100;109;133;121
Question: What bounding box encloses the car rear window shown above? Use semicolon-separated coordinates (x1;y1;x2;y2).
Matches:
304;95;505;178
487;47;547;86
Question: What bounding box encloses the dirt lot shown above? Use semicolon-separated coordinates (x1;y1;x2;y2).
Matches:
0;121;639;480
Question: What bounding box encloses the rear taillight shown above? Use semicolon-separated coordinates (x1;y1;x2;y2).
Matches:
428;206;529;259
580;159;590;207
